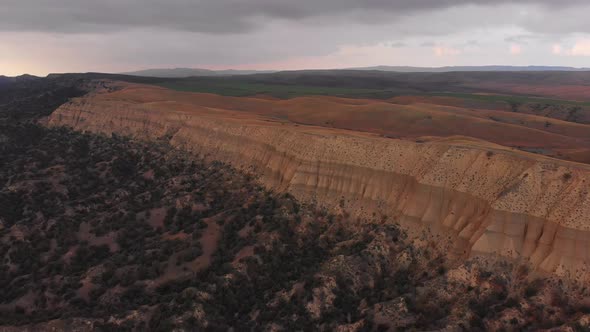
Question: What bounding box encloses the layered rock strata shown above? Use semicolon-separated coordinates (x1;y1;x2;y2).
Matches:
46;83;590;280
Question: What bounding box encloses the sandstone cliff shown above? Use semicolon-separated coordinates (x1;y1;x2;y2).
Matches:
46;82;590;280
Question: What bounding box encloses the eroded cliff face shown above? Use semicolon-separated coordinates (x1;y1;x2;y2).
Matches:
46;83;590;280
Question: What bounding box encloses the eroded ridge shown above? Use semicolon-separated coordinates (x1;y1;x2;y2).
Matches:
46;82;590;280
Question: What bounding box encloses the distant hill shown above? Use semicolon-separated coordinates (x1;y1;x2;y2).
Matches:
120;66;590;78
0;76;11;87
0;74;40;89
350;65;590;72
121;68;275;78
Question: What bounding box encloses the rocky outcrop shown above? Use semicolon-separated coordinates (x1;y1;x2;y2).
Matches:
45;83;590;280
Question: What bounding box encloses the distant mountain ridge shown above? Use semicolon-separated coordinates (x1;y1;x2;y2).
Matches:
4;66;590;80
351;65;590;72
0;76;10;87
0;74;40;89
120;65;590;78
121;68;275;78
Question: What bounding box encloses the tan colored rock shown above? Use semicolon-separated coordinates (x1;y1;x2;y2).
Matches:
334;320;365;332
578;314;590;328
46;82;590;280
305;276;338;319
372;297;417;330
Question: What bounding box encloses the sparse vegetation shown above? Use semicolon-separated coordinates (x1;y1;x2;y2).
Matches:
0;125;587;331
2;74;590;331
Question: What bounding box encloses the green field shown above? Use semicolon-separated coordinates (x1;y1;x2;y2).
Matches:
155;81;399;99
154;80;590;109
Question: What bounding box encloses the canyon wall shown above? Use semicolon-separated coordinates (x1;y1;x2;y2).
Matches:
46;83;590;280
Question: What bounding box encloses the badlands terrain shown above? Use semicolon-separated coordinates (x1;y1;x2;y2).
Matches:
2;71;590;330
48;77;590;275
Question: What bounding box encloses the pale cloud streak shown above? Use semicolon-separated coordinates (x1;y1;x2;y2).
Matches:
434;46;462;57
569;39;590;56
510;44;523;55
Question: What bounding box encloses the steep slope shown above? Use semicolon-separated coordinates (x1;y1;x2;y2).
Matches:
4;126;589;331
46;82;590;280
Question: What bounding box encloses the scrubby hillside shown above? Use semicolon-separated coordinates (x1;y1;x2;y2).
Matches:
3;76;590;330
0;75;86;122
1;123;590;331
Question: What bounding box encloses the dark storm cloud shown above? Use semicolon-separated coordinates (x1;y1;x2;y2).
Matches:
0;0;586;34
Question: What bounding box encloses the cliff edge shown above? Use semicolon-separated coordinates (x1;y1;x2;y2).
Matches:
46;82;590;280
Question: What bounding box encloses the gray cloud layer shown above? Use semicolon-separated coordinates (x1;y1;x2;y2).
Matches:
1;0;587;34
3;0;590;75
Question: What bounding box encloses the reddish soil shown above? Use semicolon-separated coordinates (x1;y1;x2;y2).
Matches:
475;83;590;101
78;222;119;252
147;207;166;229
62;245;79;264
232;245;254;266
149;213;223;288
190;215;222;271
77;273;97;302
103;85;590;163
163;231;190;241
238;224;254;238
142;169;155;180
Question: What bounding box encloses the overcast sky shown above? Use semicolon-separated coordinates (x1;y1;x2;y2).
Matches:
2;0;590;76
